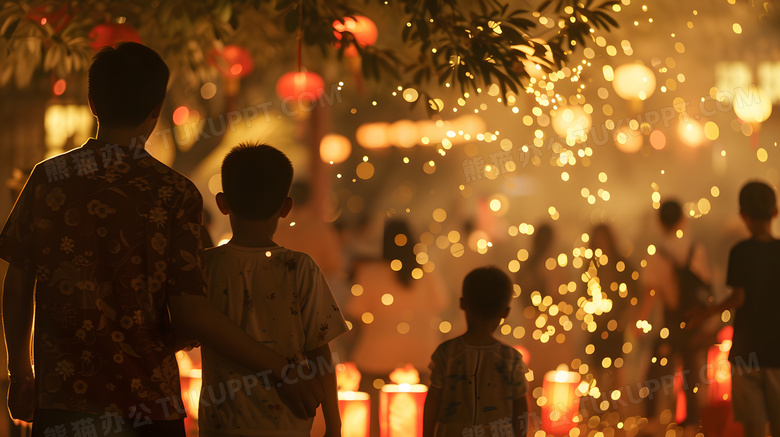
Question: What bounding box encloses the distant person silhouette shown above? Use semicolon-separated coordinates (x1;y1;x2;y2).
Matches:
691;181;780;437
638;200;712;436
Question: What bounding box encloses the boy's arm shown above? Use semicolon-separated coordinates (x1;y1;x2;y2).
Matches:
307;344;341;436
168;294;323;418
423;386;442;437
513;397;529;437
688;286;745;329
2;262;36;422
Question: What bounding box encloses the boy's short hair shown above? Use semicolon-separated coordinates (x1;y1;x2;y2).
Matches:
740;181;777;221
221;143;293;220
659;200;683;230
88;42;169;127
462;266;513;319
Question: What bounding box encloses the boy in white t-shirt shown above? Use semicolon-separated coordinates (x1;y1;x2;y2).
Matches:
199;142;348;436
423;266;528;437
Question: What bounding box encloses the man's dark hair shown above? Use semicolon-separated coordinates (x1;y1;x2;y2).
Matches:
740;181;777;221
221;142;293;220
88;42;169;127
462;266;513;319
659;200;683;230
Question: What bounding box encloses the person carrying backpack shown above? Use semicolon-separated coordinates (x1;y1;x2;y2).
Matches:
636;200;713;437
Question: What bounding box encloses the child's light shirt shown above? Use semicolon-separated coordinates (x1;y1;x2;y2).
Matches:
199;243;348;436
429;336;528;437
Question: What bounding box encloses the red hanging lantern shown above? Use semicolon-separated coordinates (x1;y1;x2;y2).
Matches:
89;23;142;51
333;16;378;56
209;45;254;79
275;71;325;102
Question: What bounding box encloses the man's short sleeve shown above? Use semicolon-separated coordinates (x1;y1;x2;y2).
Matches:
0;166;38;268
298;254;348;351
726;244;745;289
166;184;207;297
428;345;446;389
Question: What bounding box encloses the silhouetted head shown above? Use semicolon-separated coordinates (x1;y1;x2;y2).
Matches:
382;219;417;287
220;143;294;220
88;42;169;128
462;266;513;320
659;200;683;231
740;181;777;221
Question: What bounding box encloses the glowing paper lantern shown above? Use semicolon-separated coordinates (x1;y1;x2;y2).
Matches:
209;45;254;79
708;326;734;404
612;63;656;101
276;71;325;102
701;326;743;437
674;365;687;424
333;16;378;56
613;125;643;153
356;122;391;149
339;391;370;437
380;365;427;437
733;88;772;124
541;370;581;435
551;106;592;144
176;351;202;435
337;363;370;437
89;22;142;51
320;134;352;163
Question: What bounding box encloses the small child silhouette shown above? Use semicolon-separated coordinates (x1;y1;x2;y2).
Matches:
423;266;529;437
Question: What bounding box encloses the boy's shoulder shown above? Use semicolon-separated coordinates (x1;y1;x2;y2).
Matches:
204;244;318;269
434;337;522;358
730;238;780;255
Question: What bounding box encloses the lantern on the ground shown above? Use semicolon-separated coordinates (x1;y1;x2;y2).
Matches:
541;368;581;435
333;16;378;56
701;326;742;437
89;22;142;51
380;364;427;437
708;326;734;404
337;362;370;437
176;351;202;434
320;134;352;163
276;71;325;103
